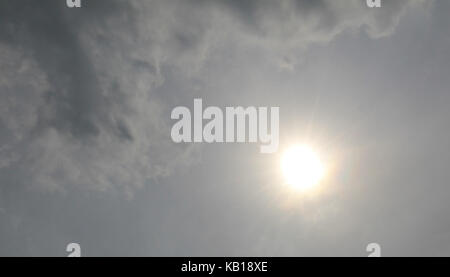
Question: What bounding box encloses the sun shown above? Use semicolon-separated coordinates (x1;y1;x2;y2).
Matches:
281;145;325;190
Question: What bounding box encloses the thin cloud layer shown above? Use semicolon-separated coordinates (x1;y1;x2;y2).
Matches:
0;0;426;193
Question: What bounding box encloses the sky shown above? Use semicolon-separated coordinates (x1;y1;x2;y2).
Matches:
1;0;450;256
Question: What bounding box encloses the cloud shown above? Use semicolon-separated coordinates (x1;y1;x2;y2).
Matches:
0;0;427;194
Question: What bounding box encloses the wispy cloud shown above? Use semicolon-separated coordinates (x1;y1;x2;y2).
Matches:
0;0;427;194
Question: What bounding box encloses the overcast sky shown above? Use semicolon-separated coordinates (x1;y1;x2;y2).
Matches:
1;0;450;256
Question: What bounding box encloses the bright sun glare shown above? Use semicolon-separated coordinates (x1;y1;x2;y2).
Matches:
281;145;325;191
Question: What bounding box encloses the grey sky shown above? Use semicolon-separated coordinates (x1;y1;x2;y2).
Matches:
1;0;450;256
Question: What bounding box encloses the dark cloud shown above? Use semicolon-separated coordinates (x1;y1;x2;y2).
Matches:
0;0;428;194
0;0;129;138
0;0;198;192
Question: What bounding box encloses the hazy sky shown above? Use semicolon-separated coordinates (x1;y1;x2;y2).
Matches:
1;0;450;256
